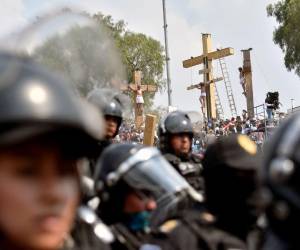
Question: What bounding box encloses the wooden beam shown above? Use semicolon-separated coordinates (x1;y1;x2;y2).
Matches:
122;84;157;92
187;77;223;90
207;47;234;60
143;114;157;146
199;68;211;74
182;47;234;68
141;85;157;92
183;55;204;68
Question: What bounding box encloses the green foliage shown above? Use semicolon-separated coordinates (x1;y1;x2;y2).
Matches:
119;32;165;107
33;11;165;110
267;0;300;76
93;13;165;108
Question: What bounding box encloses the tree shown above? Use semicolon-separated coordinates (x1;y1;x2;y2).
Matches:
119;32;165;107
267;0;300;76
93;13;165;108
32;11;165;109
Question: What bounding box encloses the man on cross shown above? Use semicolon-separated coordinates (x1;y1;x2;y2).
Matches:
135;85;144;115
238;67;246;96
197;83;206;114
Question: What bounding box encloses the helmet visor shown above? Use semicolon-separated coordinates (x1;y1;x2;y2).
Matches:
123;152;190;198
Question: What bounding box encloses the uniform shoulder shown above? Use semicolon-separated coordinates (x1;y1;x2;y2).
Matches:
190;153;203;163
163;153;181;164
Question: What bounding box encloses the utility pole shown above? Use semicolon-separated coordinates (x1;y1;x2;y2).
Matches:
162;0;172;107
291;98;294;112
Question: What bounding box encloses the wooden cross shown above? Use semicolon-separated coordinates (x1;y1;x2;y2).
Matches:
121;70;157;128
183;34;234;119
186;77;223;91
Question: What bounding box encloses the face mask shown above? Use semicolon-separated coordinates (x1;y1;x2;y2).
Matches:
125;211;151;232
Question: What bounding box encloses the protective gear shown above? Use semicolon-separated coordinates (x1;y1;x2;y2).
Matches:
94;143;201;250
158;111;194;153
261;113;300;248
124;211;151;232
0;52;103;155
165;210;247;250
163;153;204;192
87;88;123;137
202;134;260;242
158;111;204;192
94;143;198;226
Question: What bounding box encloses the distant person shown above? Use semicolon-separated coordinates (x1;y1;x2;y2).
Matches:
136;85;144;115
197;83;206;114
239;67;246;96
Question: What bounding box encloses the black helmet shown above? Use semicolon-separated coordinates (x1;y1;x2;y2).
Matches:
87;88;123;133
261;113;300;241
0;52;103;155
93;143;198;225
158;111;194;153
202;134;260;240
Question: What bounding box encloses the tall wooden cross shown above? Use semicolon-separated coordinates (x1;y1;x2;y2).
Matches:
183;34;234;119
121;70;157;128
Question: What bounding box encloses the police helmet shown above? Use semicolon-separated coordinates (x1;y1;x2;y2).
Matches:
158;111;194;152
203;134;260;239
0;52;103;156
94;143;196;225
87;88;123;134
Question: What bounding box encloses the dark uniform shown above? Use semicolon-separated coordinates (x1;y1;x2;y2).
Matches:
260;113;300;250
152;135;262;250
109;224;173;250
87;88;124;174
0;52;110;250
163;153;203;191
165;210;246;250
94;143;199;250
158;111;204;192
202;134;261;243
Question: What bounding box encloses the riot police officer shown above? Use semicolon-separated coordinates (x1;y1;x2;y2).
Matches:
260;113;300;250
158;111;204;192
0;52;104;250
163;134;261;250
88;89;123;142
202;134;261;244
93;143;200;250
87;88;124;176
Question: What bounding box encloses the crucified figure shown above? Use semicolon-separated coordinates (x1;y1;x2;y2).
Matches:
135;85;144;115
238;67;246;96
197;83;206;114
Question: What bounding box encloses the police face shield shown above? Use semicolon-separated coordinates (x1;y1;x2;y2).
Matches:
11;9;126;93
1;9;128;121
116;147;203;226
0;10;128;151
123;148;189;196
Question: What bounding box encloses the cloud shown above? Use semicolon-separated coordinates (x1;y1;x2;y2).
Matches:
0;0;27;38
20;0;300;115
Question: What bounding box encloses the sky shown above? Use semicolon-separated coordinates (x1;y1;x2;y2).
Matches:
1;0;299;117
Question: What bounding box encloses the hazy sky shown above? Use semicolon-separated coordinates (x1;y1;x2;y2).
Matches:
2;0;299;117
